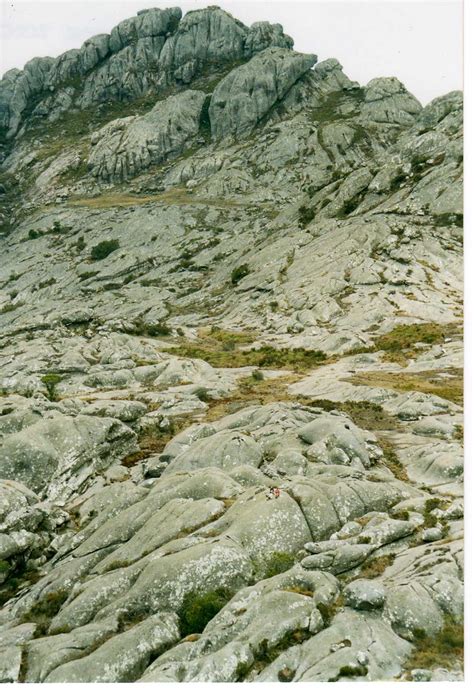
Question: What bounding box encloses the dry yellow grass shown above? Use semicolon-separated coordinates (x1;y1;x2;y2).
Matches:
347;368;463;405
204;373;301;422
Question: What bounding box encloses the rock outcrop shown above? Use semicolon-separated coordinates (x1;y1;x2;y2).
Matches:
88;90;207;181
209;47;317;139
0;6;294;139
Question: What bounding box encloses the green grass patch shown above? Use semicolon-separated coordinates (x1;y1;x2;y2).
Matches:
374;322;461;353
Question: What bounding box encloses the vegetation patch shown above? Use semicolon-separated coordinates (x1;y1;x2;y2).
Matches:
203;373;300;423
127;319;172;338
231;263;251;285
307;399;400;431
257;551;295;580
171;337;327;371
125;416;192;467
90;239;120;261
356;553;396;579
349;321;462;365
434;213;463;228
20;590;70;635
377;435;409;481
179;588;233;636
308;88;365;124
0;302;22;314
404;616;463;672
317;594;344;627
374;322;461;354
348;368;463;405
336;663;368;678
41;373;63;401
298;204;316;228
68;188;250;210
240;628;312;680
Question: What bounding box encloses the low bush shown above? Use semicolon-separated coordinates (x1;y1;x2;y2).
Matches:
179;588;233;636
298;205;315;228
90;239;120;261
231;263;250;285
41;373;63;401
129;319;171;337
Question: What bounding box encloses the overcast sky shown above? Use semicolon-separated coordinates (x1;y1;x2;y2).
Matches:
0;0;463;105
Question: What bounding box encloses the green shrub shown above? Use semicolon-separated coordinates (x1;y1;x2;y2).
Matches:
78;270;99;281
278;667;296;682
41;373;62;401
90;239;120;261
129;319;171;337
424;498;443;513
194;387;211;402
51;220;68;234
316;595;344;626
38;277;56;289
231;263;250;285
179;588;233;636
298;205;315;228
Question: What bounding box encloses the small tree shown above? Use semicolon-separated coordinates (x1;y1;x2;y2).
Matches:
41;373;62;401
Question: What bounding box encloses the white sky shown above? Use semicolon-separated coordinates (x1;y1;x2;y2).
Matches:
0;0;463;105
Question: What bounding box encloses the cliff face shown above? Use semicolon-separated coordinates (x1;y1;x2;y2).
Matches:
0;6;463;683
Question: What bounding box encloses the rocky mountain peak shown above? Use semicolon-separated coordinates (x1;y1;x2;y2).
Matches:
0;5;295;140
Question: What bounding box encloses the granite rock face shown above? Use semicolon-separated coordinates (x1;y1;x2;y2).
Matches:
209;47;317;139
0;3;463;684
88;90;207;181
